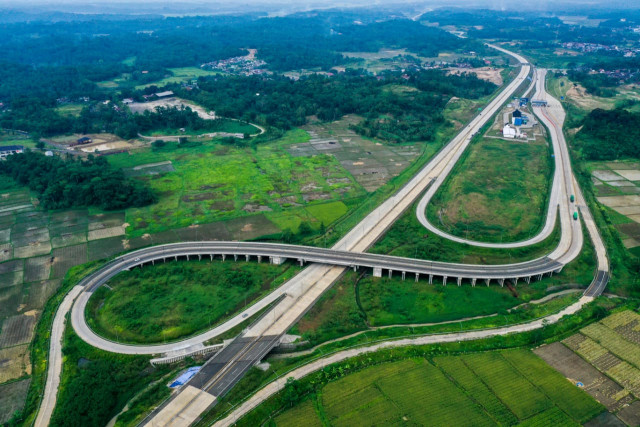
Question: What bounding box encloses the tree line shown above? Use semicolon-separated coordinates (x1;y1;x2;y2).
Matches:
576;108;640;160
0;151;155;210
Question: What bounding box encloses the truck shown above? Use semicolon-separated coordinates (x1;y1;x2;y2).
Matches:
570;194;575;203
573;212;578;220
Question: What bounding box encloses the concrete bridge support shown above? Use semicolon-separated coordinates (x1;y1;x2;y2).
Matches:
245;255;250;262
429;274;433;285
525;276;531;284
471;278;476;287
374;267;382;277
222;254;226;261
513;277;519;286
258;256;262;263
485;279;490;287
402;271;406;281
388;269;393;279
443;276;447;286
298;259;304;267
457;277;462;286
498;278;504;287
415;273;419;282
234;254;238;262
269;256;285;265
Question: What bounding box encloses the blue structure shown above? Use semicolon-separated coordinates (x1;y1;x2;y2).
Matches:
169;366;202;388
514;117;523;126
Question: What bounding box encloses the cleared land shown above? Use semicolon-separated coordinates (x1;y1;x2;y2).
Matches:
427;109;552;242
107;127;371;237
265;351;601;426
86;260;292;343
536;310;640;424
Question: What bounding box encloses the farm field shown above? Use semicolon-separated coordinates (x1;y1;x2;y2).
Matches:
536;310;640;426
259;350;602;426
585;160;640;256
85;259;294;343
427;105;552;243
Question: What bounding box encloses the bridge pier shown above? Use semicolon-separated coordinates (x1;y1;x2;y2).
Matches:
415;273;419;282
151;259;154;265
373;267;382;278
388;269;393;279
513;277;519;286
471;278;476;287
269;256;285;265
537;274;543;281
198;255;201;261
234;254;238;262
498;278;504;287
402;271;406;281
485;279;490;287
174;255;178;262
258;256;262;263
245;254;250;262
352;265;357;272
429;274;433;285
222;254;226;261
443;276;447;286
298;259;304;267
525;276;531;284
457;277;462;286
555;267;563;274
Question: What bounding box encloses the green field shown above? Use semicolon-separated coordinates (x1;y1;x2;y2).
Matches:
427;133;553;243
105;129;365;237
85;260;293;343
371;199;562;265
135;67;222;89
258;350;602;426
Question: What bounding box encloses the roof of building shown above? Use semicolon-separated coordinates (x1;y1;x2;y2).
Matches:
155;91;174;97
0;145;24;152
512;109;522;117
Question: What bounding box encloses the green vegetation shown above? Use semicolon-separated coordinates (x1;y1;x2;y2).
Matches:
106;128;364;237
50;327;174;426
575;108;640;160
134;67;221;89
237;350;602;426
370;199;562;265
86;260;292;343
0;151;154;210
427;133;553;242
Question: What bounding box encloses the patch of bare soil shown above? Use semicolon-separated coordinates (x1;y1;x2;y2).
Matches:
447;67;503;86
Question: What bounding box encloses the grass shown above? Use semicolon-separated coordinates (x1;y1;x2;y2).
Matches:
104;129;368;237
427;131;553;243
371;197;562;265
135;67;222;89
55;103;84;117
85;259;292;344
255;350;601;427
357;275;546;326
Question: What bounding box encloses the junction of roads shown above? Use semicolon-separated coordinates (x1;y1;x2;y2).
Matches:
34;45;610;427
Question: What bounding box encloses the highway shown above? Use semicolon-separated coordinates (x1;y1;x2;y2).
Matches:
34;48;609;427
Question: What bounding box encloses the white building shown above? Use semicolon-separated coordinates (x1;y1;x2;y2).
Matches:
503;124;519;139
0;145;24;160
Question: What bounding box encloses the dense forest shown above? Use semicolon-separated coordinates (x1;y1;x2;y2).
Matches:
0;13;487;139
0;151;155;209
1;67;496;142
575;108;640;160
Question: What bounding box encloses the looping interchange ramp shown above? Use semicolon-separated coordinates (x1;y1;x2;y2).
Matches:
35;45;610;427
